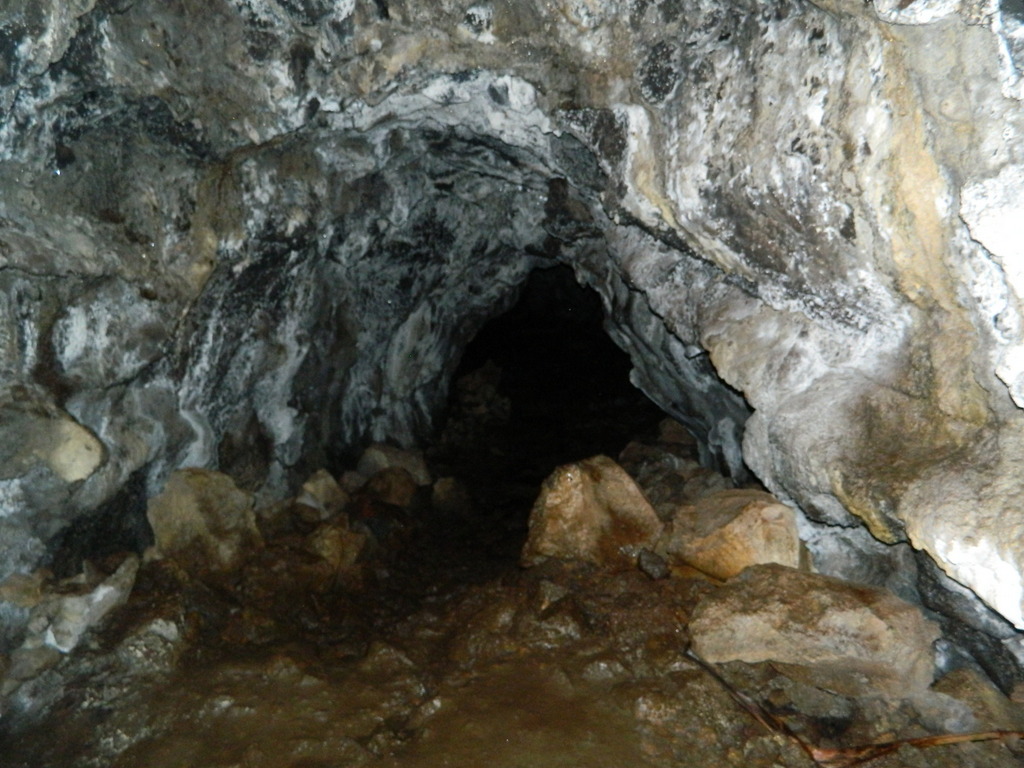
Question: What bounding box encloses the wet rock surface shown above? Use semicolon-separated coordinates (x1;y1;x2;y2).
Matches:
5;0;1024;645
521;455;662;569
657;488;804;580
3;405;1024;768
689;563;941;697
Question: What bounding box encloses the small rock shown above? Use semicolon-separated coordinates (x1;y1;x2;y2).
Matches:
617;441;704;516
658;489;803;580
296;469;349;520
361;467;418;509
535;579;570;611
637;548;669;580
0;570;47;608
114;617;189;676
39;554;140;653
358;641;417;677
581;655;628;682
657;418;696;447
933;667;1024;731
521;455;663;570
689;563;941;697
339;470;368;494
681;468;732;502
146;468;263;574
306;521;367;570
357;444;431;486
4;645;61;687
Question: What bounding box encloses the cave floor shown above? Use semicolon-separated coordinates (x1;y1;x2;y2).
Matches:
4;429;1023;768
3;348;1024;767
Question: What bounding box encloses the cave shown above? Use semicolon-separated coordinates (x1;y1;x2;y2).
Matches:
4;0;1024;765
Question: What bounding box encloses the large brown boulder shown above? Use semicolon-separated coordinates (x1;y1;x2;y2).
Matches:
689;563;941;697
522;455;663;570
658;489;803;580
147;468;263;574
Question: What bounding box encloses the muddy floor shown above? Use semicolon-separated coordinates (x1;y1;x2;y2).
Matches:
3;273;1024;767
4;442;1023;768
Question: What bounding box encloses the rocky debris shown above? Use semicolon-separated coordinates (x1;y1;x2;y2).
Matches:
3;465;1024;767
33;555;140;655
521;455;663;569
689;563;942;697
304;521;368;573
146;469;263;575
1;554;138;704
5;414;1024;768
633;669;818;768
294;469;349;521
617;439;731;518
357;445;432;487
637;548;670;580
657;489;804;580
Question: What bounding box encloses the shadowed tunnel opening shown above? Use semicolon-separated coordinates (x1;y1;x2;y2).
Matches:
428;263;670;553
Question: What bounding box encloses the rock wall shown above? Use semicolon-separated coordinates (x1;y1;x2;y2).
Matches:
3;0;1024;646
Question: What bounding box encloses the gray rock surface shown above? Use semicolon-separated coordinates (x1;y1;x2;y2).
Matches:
0;0;1023;658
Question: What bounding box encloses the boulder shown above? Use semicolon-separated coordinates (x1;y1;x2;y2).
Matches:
361;467;419;509
689;563;941;697
356;444;432;487
522;455;663;570
658;489;803;580
305;521;367;571
146;468;262;574
295;469;348;521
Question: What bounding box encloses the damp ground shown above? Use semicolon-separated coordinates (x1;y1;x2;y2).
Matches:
3;268;1023;767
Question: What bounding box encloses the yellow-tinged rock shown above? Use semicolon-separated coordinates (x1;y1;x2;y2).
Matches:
0;403;105;484
357;443;432;486
296;469;349;520
690;563;940;697
362;466;418;509
146;468;262;574
522;455;662;570
47;418;104;482
306;521;367;570
659;489;803;580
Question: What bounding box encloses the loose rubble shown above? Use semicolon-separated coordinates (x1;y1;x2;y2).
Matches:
2;420;1023;767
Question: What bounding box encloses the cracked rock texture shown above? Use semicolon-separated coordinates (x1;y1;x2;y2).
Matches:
2;0;1024;663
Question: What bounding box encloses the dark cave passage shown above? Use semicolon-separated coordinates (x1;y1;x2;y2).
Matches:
428;264;668;546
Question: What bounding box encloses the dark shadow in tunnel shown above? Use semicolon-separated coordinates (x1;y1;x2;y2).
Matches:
429;264;667;547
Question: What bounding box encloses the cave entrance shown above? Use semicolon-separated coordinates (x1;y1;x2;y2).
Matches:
427;263;668;556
